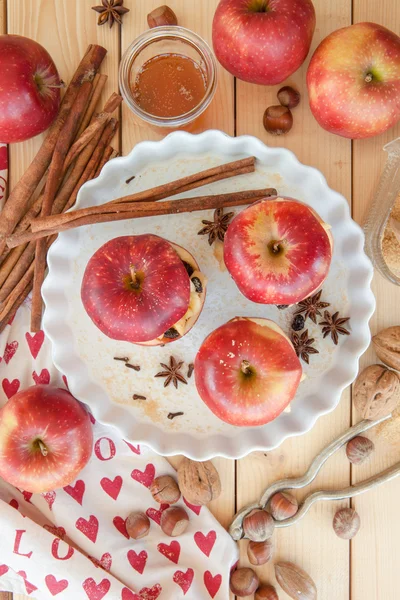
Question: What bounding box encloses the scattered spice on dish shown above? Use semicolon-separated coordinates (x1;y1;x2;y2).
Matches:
198;207;235;245
187;363;194;378
125;363;141;371
133;394;146;401
291;314;305;332
125;175;136;184
155;356;188;388
294;289;330;323
168;411;184;420
92;0;130;28
319;310;350;345
114;356;129;362
291;330;319;364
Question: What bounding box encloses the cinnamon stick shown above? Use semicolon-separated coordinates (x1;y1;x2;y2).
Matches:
75;73;108;138
31;79;94;332
0;44;107;254
93;146;114;179
0;262;34;321
0;242;35;303
63;93;122;170
8;189;276;246
0;280;32;334
0;243;27;287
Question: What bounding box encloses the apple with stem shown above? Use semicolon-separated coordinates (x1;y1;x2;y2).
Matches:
212;0;316;85
0;385;93;493
195;317;302;426
81;234;206;345
0;35;61;143
307;23;400;139
223;197;333;305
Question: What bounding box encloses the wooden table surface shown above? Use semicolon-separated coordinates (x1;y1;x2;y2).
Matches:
1;1;399;599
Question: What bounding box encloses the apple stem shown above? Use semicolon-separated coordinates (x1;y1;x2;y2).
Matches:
364;73;373;83
241;360;252;375
38;440;48;457
47;80;66;89
271;240;283;254
129;265;140;289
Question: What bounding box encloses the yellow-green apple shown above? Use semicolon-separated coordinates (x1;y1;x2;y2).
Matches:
307;23;400;139
0;385;93;493
195;317;302;426
212;0;316;85
224;197;333;305
0;35;61;143
81;234;206;345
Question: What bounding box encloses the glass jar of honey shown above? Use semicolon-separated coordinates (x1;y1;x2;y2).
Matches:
120;26;217;131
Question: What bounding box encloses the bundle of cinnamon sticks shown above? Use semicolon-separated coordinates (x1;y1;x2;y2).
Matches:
0;44;121;333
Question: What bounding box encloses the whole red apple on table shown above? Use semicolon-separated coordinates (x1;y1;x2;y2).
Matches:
223;197;333;305
81;234;206;345
307;23;400;139
0;35;61;143
0;385;93;493
195;317;302;426
212;0;316;85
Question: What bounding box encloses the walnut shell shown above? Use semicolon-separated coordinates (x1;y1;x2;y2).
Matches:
177;458;221;506
353;364;400;419
373;326;400;370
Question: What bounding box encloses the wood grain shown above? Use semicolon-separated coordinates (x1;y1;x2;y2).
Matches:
351;1;400;598
235;1;352;598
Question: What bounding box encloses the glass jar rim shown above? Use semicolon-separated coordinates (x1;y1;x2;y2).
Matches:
119;26;218;128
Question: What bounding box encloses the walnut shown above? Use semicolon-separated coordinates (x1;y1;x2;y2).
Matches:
177;458;221;506
353;364;400;420
372;326;400;370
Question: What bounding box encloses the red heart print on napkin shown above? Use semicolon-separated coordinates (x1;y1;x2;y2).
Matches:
173;569;194;595
127;549;148;574
45;574;69;596
204;571;222;599
146;503;169;525
183;497;202;515
2;378;20;399
32;368;50;385
25;331;44;359
0;565;9;576
3;340;18;364
138;584;162;600
82;577;110;600
64;480;85;505
123;440;141;454
76;515;99;543
43;491;56;510
121;589;141;600
131;463;155;488
43;524;66;539
9;499;19;510
112;516;129;539
88;553;112;572
21;490;33;503
194;530;216;557
157;541;180;564
17;571;38;595
100;475;122;500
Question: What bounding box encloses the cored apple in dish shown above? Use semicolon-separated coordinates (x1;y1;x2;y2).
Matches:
0;385;93;493
224;197;333;305
81;234;206;345
195;317;302;427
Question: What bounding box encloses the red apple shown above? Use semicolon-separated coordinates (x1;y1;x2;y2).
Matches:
81;234;206;345
0;385;93;493
307;23;400;139
212;0;316;85
195;317;302;426
223;197;333;305
0;35;61;143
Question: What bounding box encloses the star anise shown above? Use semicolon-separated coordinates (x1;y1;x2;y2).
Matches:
291;330;319;364
198;208;235;245
319;311;350;345
155;356;188;389
294;290;330;324
92;0;129;28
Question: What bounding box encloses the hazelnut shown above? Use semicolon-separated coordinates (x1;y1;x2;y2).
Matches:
243;509;275;542
346;435;374;464
333;507;360;539
247;539;273;566
277;85;300;109
126;512;150;540
263;105;293;135
255;584;279;600
230;567;259;597
160;506;189;537
150;475;181;504
147;5;178;28
177;457;221;506
269;491;298;521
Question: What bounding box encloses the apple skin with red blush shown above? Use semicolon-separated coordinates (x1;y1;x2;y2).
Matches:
223;197;333;305
195;317;302;427
0;385;93;493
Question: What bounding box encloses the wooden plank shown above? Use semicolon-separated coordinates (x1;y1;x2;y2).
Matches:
235;1;353;598
351;1;400;599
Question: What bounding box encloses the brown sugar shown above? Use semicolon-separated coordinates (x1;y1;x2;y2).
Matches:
381;192;400;278
132;53;207;118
